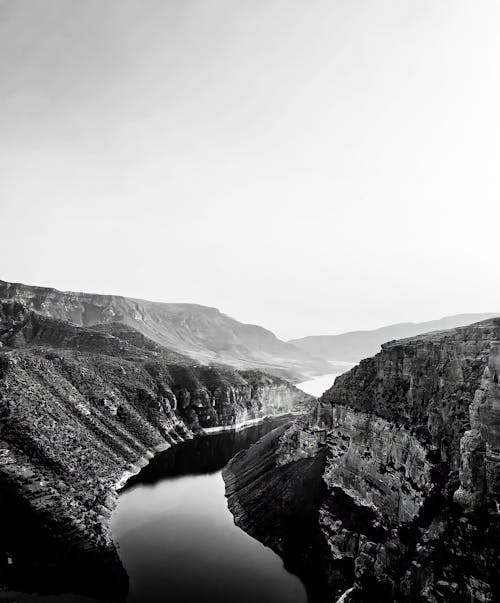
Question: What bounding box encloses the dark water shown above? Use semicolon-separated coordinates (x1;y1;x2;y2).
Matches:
111;418;308;603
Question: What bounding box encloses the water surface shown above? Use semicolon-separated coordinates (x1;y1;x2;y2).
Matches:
112;419;307;603
112;366;355;603
297;361;354;397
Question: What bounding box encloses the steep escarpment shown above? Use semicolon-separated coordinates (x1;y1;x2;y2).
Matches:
225;319;500;602
0;300;312;600
0;279;330;381
224;426;340;602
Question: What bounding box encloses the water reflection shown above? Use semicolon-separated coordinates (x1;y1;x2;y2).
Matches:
112;418;307;603
124;418;291;487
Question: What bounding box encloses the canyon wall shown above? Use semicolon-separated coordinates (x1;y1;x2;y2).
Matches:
0;299;311;599
225;319;500;602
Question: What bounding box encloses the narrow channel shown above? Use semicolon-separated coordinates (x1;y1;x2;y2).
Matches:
111;364;353;603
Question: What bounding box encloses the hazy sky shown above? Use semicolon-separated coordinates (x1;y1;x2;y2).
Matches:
1;0;499;339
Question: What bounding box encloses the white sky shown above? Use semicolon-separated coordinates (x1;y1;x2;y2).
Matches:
1;0;499;339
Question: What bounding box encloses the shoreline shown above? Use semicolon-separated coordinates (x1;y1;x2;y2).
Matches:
201;411;300;434
114;411;301;492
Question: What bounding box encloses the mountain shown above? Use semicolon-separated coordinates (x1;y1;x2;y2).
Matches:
225;318;500;603
289;313;500;361
0;280;329;382
0;298;312;599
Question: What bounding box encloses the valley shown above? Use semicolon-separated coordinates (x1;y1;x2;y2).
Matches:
0;280;498;603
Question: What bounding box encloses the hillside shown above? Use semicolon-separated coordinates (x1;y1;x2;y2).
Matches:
0;280;329;382
0;299;312;599
289;313;500;361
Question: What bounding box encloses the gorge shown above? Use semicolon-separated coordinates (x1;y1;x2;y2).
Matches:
0;282;313;600
0;279;499;603
112;418;307;603
110;365;351;603
2;1;498;601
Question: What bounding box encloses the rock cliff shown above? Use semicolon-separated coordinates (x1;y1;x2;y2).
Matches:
0;279;330;382
224;319;500;602
0;299;312;599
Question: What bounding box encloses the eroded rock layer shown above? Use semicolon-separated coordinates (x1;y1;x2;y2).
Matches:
0;300;312;599
224;319;500;602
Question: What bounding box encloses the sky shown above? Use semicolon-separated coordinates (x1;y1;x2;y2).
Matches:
0;0;499;340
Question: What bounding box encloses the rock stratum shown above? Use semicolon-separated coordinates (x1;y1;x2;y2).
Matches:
224;319;500;602
0;279;330;382
0;298;312;599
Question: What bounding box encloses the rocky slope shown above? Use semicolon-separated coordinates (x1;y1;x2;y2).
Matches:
0;279;329;381
225;318;500;602
289;313;499;361
0;299;312;600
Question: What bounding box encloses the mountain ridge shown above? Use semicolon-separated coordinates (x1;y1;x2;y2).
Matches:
0;279;329;382
289;312;500;361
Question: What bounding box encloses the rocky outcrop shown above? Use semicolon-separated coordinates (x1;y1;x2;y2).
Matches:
224;426;337;603
0;279;330;381
0;300;312;600
225;319;500;602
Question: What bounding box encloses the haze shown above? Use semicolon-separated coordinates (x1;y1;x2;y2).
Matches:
1;0;499;339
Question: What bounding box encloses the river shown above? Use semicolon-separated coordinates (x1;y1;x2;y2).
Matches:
111;364;354;603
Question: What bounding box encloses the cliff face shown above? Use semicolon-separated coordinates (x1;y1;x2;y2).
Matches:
225;319;500;603
0;300;312;599
0;279;330;381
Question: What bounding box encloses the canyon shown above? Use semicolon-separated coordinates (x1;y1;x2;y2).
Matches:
1;279;499;603
112;419;308;603
0;287;312;600
225;318;500;602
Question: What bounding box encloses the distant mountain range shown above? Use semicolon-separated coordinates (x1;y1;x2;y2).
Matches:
289;313;500;361
0;280;329;382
